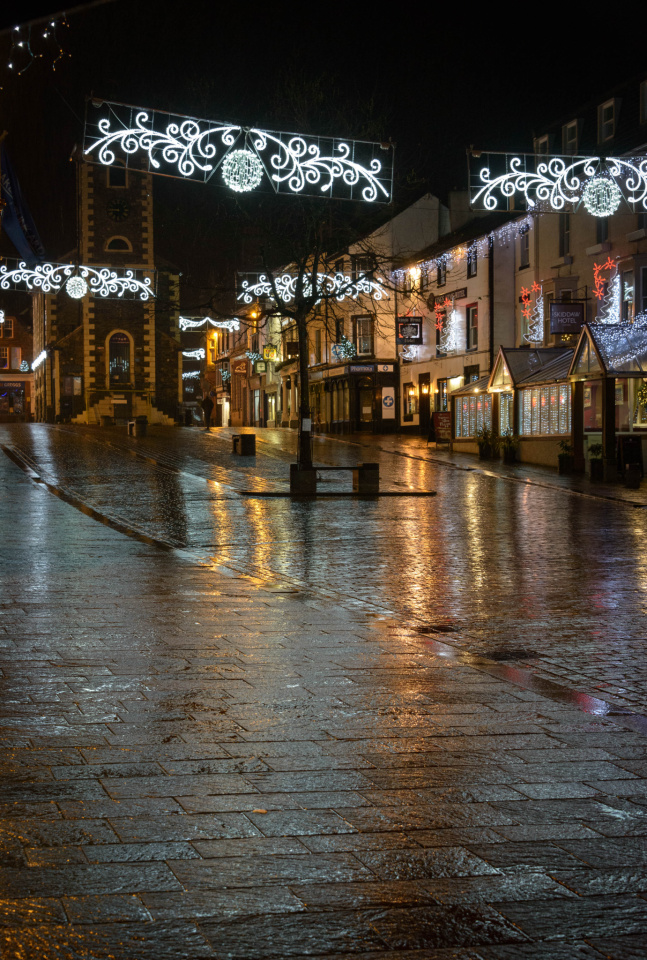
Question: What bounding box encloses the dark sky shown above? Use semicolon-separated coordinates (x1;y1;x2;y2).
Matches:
1;0;646;308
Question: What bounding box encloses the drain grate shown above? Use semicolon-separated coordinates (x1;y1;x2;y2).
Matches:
417;624;460;635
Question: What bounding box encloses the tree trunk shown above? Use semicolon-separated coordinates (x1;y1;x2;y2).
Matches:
296;315;312;468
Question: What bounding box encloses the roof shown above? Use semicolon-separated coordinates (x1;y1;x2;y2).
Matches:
517;350;574;386
499;347;569;385
451;375;491;397
571;321;647;377
399;211;520;269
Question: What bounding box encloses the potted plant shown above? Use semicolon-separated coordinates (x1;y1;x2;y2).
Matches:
476;425;493;460
500;430;520;465
558;439;575;475
588;442;603;482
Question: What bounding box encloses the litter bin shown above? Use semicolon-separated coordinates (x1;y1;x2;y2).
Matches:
232;433;256;455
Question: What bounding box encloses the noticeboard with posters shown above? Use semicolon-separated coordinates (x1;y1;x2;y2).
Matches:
550;301;584;334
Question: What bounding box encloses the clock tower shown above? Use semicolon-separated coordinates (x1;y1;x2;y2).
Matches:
33;151;181;424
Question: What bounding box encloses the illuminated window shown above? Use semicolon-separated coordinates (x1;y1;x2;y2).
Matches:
520;385;571;435
467;247;477;278
354;316;373;356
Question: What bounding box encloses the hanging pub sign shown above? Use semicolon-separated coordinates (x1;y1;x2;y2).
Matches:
255;360;267;373
263;345;278;361
396;316;423;345
550;301;585;335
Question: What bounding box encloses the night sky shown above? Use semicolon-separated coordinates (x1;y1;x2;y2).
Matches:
1;0;646;311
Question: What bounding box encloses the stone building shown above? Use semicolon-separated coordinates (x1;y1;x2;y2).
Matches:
33;154;180;424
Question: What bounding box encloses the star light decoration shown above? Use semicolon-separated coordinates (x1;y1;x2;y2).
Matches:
470;153;647;216
83;100;394;203
520;281;544;343
0;262;154;300
237;271;388;306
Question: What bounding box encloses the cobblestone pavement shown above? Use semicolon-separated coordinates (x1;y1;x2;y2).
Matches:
1;424;647;958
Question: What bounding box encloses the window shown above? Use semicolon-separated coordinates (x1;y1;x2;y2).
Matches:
596;218;608;245
641;266;647;314
437;378;448;412
500;393;514;434
0;347;7;369
534;135;550;156
0;317;14;338
598;99;616;142
455;394;492;438
519;225;530;269
314;328;322;364
520;384;571;436
354;316;373;356
105;236;132;252
10;347;21;369
466;305;478;350
464;364;479;383
335;258;345;274
403;382;417;418
622;269;634;322
562;120;578;154
467;246;477;278
351;256;373;282
436;261;446;287
559;213;570;257
108;332;131;384
107;163;127;188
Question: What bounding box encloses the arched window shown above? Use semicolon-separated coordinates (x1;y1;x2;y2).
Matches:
108;332;131;384
105;236;132;253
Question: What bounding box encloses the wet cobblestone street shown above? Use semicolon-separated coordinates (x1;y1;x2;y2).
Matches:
1;423;647;958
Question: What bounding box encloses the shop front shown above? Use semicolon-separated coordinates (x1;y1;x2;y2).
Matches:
570;322;647;480
314;362;398;434
0;377;31;421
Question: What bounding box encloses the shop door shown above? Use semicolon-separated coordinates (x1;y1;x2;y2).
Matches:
358;381;373;431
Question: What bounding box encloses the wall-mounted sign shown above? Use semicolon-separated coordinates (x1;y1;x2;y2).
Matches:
263;345;278;361
396;317;423;345
232;360;248;375
550;301;585;334
427;287;468;310
378;364;393;372
255;360;267;373
349;364;375;373
382;386;395;419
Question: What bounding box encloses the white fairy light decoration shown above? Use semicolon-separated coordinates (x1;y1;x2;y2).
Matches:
182;348;206;359
182;370;201;379
470;152;647;216
84;100;393;203
598;272;622;324
32;349;47;370
238;271;388;306
178;317;240;331
221;150;264;193
0;310;4;324
440;301;463;355
521;282;544;343
0;261;153;301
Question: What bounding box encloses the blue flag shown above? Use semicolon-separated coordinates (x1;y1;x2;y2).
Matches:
1;145;45;263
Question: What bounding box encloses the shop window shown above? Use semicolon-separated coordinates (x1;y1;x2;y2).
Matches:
520;384;571;436
437;378;448;412
466;305;478;351
467;246;477;278
354;316;373;356
403;382;417;419
455;394;492;438
500;393;514;434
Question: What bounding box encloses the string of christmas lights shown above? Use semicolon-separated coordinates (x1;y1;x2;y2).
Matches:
6;16;70;77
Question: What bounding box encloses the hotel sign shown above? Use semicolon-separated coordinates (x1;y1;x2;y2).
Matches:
550;302;584;334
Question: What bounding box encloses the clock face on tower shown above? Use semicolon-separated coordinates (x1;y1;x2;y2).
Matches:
107;198;131;222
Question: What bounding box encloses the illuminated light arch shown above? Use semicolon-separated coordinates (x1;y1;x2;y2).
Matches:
178;317;240;332
0;260;153;301
237;272;388;307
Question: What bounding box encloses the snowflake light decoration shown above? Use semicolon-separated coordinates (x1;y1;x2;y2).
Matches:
582;177;622;217
66;275;88;299
221;149;264;193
